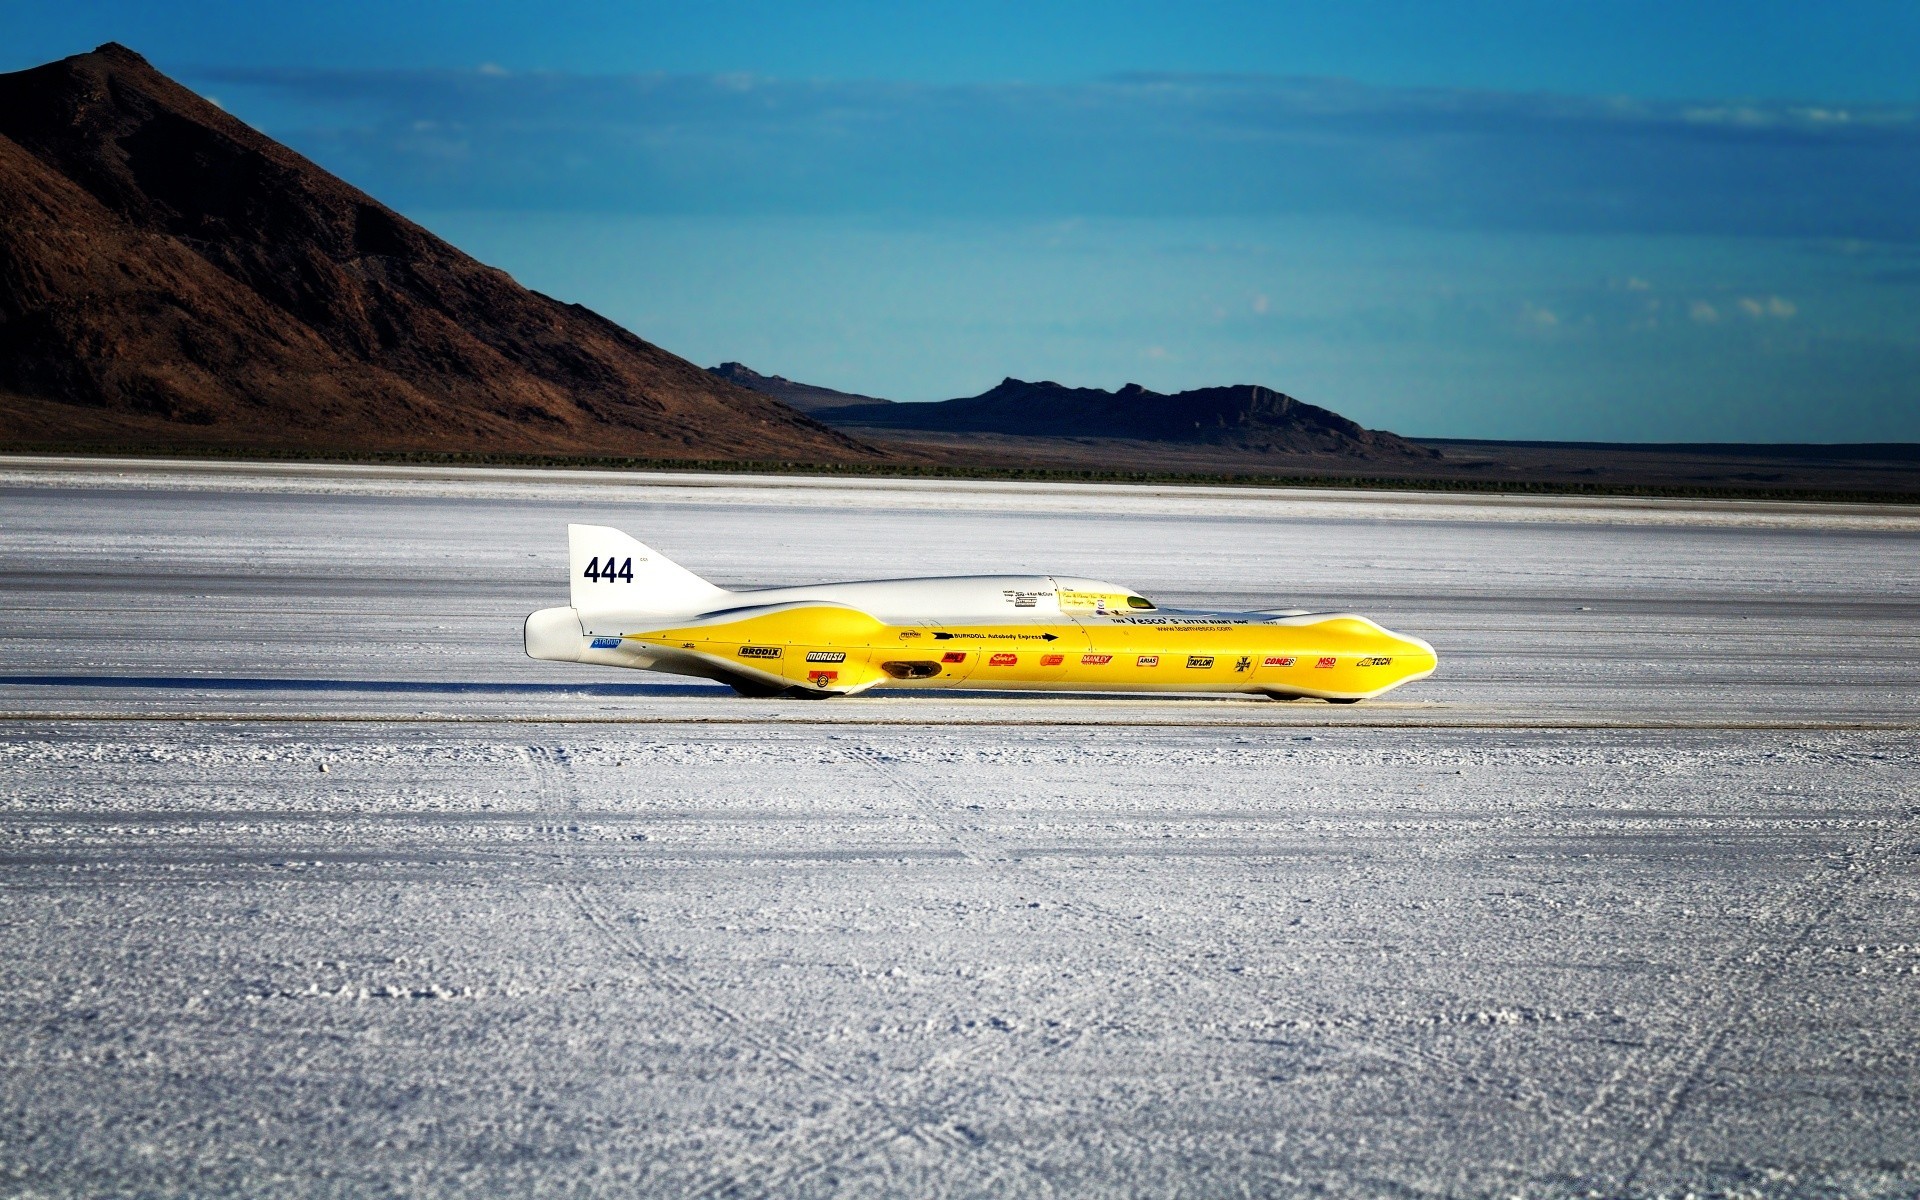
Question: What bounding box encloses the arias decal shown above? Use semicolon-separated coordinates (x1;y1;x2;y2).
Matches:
1137;655;1160;667
1080;654;1113;665
805;650;846;663
1263;656;1295;667
989;653;1019;667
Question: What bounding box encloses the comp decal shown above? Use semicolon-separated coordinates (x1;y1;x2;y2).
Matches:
1263;655;1295;667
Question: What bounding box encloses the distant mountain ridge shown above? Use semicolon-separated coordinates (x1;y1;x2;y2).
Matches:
0;44;878;459
709;362;892;412
711;368;1436;459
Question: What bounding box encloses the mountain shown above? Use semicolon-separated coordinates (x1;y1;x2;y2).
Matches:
0;44;879;460
717;369;1435;459
708;362;893;413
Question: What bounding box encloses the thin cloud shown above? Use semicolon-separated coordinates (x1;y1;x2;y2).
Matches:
191;66;1920;239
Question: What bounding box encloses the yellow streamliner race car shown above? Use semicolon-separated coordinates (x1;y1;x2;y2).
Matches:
526;525;1437;702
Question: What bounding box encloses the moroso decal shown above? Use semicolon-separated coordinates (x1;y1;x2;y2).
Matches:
1356;656;1393;667
1186;656;1215;669
1137;655;1160;667
1264;655;1295;667
738;645;782;660
942;651;968;663
1040;654;1065;667
1315;656;1337;668
989;653;1018;666
1081;654;1113;665
805;650;846;663
809;670;838;685
1234;656;1251;672
590;636;621;649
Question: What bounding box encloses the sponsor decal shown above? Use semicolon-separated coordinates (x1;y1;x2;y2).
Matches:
1137;655;1160;667
1040;653;1065;667
1081;654;1113;666
899;630;922;639
805;650;846;663
1315;656;1337;669
589;636;622;649
989;653;1019;667
738;645;782;660
1356;656;1393;667
1234;656;1252;672
1263;655;1295;667
1186;655;1215;669
809;670;838;686
941;651;968;663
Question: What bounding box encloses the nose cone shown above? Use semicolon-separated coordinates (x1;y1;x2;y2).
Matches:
1372;626;1439;695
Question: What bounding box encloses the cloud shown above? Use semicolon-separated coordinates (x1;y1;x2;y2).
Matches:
190;66;1920;239
1738;295;1798;319
1689;300;1720;323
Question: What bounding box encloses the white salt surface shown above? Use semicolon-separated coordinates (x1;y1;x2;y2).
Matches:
0;460;1916;1197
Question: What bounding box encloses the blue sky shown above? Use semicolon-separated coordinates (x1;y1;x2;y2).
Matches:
10;2;1920;440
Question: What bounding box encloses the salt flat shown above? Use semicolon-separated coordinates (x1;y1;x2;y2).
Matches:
0;458;1916;1198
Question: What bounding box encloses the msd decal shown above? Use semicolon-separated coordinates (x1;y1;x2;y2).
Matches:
1315;656;1337;668
989;653;1019;667
1080;654;1113;666
1264;656;1295;667
1040;654;1065;667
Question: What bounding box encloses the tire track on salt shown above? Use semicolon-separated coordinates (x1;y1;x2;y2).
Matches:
520;741;1048;1200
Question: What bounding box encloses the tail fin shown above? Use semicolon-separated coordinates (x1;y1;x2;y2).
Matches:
568;524;728;616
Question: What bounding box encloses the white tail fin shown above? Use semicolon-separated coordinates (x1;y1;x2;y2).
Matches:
568;524;728;616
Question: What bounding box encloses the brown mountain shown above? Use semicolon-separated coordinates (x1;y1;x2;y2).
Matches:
0;44;881;460
719;369;1436;459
